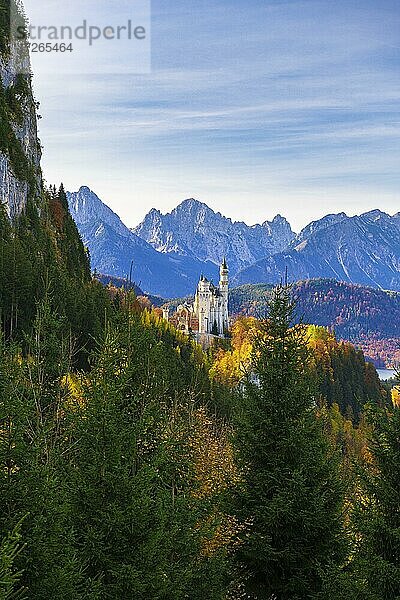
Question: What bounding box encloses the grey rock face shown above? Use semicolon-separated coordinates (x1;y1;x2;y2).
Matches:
133;199;295;276
234;211;400;291
0;154;29;217
0;51;42;219
67;187;219;297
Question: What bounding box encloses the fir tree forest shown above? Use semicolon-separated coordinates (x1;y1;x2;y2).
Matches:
1;185;399;598
1;1;400;598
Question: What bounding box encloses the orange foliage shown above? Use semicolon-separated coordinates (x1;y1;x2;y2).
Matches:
49;199;65;230
188;408;244;557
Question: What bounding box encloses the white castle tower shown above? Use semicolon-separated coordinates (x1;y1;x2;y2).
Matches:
193;258;229;336
219;257;229;333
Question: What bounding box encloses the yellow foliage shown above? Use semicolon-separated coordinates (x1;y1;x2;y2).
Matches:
321;402;372;466
306;324;335;344
211;320;337;388
210;316;261;387
392;386;400;408
61;373;85;408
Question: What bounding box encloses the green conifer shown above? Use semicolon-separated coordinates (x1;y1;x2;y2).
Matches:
233;285;347;599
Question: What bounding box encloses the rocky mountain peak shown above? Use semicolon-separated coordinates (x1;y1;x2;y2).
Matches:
133;198;295;276
171;198;216;225
360;209;390;223
67;186;132;239
68;187;102;223
271;214;287;224
174;198;209;211
295;212;348;244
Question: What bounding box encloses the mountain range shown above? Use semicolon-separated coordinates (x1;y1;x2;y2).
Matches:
67;186;400;297
133;199;294;275
235;210;400;290
67;187;219;298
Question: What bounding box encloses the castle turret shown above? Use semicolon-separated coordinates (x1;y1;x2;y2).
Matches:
194;275;211;333
219;257;228;292
219;258;229;334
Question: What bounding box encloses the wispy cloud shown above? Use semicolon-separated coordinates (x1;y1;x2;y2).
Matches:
30;0;400;230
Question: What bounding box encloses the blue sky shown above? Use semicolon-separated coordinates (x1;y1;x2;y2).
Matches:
27;0;399;231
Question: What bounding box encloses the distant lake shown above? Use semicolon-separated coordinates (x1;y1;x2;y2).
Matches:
377;369;396;381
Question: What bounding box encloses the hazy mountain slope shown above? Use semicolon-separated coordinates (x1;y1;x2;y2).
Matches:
133;198;295;275
234;210;400;291
67;187;219;297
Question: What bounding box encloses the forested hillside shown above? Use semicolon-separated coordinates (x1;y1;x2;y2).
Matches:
0;299;241;598
230;279;400;366
0;0;109;362
210;317;384;419
0;186;109;361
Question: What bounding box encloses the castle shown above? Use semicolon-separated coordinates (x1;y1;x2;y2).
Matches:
164;259;229;338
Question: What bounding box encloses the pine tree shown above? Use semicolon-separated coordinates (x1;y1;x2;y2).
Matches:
0;300;97;599
233;285;347;599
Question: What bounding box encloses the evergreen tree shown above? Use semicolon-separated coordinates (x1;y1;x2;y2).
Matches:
0;300;98;599
233;285;347;599
66;313;231;599
353;372;400;600
0;521;27;600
